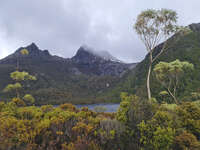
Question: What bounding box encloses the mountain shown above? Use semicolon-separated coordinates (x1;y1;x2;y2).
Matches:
0;43;66;64
111;23;200;102
74;45;122;62
2;22;199;105
71;45;135;76
0;43;136;105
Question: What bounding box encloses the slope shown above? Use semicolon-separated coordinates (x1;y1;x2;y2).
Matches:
110;23;200;102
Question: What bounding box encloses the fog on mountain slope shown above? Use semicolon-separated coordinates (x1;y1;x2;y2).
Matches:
81;44;123;62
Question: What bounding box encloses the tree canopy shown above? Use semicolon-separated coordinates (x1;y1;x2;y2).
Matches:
154;59;194;103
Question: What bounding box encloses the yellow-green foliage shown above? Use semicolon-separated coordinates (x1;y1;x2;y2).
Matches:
3;61;37;105
12;97;26;107
23;94;35;105
116;92;139;123
0;97;200;150
3;83;22;92
11;71;36;81
154;59;194;103
20;49;29;55
59;103;77;111
160;103;177;111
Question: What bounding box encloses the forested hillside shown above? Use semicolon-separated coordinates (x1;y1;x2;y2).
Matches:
110;23;200;102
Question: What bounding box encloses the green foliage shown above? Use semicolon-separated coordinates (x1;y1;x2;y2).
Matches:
174;131;200;150
154;60;194;82
0;95;199;150
154;59;194;103
191;92;200;100
23;94;35;105
0;63;121;105
160;103;177;111
176;102;200;138
134;9;178;43
139;121;175;150
117;93;156;126
159;90;169;96
59;103;77;111
41;105;54;113
3;82;22;93
97;119;126;150
11;97;26;107
10;71;36;81
152;126;175;150
116;92;136;123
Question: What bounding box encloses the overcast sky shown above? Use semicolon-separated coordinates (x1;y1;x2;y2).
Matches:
0;0;199;63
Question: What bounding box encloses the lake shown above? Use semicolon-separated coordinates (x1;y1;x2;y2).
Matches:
75;103;120;112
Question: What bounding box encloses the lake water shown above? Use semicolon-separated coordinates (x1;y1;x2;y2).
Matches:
76;103;120;112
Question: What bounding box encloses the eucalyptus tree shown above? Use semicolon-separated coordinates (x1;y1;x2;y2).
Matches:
134;9;178;100
153;59;194;103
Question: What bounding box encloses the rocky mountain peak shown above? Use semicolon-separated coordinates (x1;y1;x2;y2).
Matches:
70;45;136;76
0;43;54;64
72;45;121;64
71;46;99;64
189;23;200;32
0;43;137;76
75;46;94;58
14;43;51;58
25;43;50;57
27;42;39;50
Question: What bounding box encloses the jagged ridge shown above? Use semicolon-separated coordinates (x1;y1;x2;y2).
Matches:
0;43;137;105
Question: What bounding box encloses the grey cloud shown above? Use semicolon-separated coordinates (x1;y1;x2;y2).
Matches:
0;0;200;63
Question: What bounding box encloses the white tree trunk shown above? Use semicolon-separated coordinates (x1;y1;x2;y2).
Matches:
147;52;153;100
147;63;152;100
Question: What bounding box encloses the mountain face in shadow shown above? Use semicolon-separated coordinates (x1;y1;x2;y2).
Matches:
0;43;137;105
